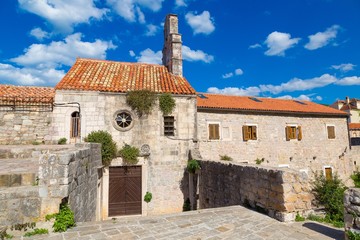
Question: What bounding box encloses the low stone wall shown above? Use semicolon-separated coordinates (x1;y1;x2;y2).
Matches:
0;111;53;145
198;160;313;221
0;143;101;226
344;188;360;239
38;143;102;222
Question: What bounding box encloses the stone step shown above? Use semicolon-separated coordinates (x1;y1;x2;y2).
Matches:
0;172;37;188
0;158;39;174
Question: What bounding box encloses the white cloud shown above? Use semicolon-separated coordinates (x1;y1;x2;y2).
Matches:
175;0;187;7
222;73;233;79
3;33;116;86
304;25;340;50
249;43;262;49
107;0;163;23
185;11;215;35
18;0;108;34
316;96;323;101
145;24;160;36
207;86;261;96
182;45;214;63
235;68;243;75
259;74;337;94
11;33;116;68
335;76;360;86
0;63;65;86
29;27;50;41
264;31;300;56
331;63;356;72
276;94;312;101
222;68;243;79
136;48;162;64
129;50;136;57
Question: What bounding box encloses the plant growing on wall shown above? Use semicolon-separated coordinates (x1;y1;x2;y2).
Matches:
84;130;117;166
126;90;157;117
219;155;232;161
187;159;200;174
58;137;67;145
52;203;76;232
159;93;176;115
351;169;360;187
144;192;152;203
312;171;347;223
119;144;140;165
255;158;264;165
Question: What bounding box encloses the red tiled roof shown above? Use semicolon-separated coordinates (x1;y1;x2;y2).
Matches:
0;85;55;103
197;93;348;116
350;123;360;130
55;58;196;95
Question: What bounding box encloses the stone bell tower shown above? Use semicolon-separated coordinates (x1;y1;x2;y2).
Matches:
162;14;183;76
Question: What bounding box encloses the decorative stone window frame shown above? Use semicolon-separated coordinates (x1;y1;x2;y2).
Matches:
243;123;258;142
326;124;336;140
112;110;135;132
207;121;221;141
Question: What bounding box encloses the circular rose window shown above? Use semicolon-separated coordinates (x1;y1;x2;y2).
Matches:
112;110;134;131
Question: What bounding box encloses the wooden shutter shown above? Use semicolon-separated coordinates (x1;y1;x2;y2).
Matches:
209;124;219;140
327;126;335;139
251;126;257;140
325;168;332;181
285;126;291;141
297;126;302;141
243;126;249;141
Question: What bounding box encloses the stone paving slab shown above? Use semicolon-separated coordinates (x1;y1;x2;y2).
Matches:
9;206;344;239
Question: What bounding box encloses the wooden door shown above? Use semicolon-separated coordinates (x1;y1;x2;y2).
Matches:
109;166;142;216
325;167;333;181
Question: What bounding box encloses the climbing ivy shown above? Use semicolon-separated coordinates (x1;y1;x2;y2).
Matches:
159;93;176;116
126;90;157;117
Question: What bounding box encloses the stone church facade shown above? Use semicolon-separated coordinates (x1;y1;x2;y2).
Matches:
0;14;357;219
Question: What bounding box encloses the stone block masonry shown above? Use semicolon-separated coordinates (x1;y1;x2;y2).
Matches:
0;143;102;226
344;188;360;239
38;143;102;222
0;111;53;145
198;160;313;221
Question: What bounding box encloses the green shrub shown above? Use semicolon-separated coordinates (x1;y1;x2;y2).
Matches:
347;230;360;240
312;171;347;223
24;228;48;237
84;130;117;166
295;212;305;222
53;203;75;232
144;192;152;203
57;138;67;145
126;90;157;117
119;144;140;165
219;155;232;161
183;198;191;211
187;159;200;174
255;158;264;165
351;170;360;187
159;93;176;115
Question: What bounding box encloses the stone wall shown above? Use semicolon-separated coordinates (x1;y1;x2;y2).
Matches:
344;188;360;239
52;90;197;216
38;143;102;222
198;160;313;222
197;110;354;181
0;111;52;144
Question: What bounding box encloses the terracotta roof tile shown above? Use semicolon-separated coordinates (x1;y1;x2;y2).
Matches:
55;58;196;95
350;123;360;130
197;93;348;116
0;85;55;103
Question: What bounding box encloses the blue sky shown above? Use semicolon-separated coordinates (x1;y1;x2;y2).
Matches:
0;0;359;104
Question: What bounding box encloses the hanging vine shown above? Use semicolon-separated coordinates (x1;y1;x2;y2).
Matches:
159;93;176;115
126;90;157;117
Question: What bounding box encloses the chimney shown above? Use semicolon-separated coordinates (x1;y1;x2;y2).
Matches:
346;96;350;104
162;14;183;76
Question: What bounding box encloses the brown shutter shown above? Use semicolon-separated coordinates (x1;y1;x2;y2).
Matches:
243;126;249;141
325;168;332;181
209;124;220;140
285;126;290;141
252;126;257;140
327;126;335;139
297;126;302;141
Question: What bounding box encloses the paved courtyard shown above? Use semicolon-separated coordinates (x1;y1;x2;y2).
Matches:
17;206;343;240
